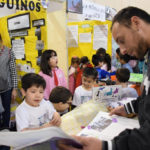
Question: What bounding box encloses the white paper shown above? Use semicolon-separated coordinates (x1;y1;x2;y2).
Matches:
93;25;108;50
83;0;105;21
68;25;78;48
78;111;139;140
12;39;25;59
93;85;122;102
0;127;79;149
79;32;91;43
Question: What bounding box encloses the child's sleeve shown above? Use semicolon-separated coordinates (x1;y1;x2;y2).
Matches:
72;88;81;106
15;107;29;131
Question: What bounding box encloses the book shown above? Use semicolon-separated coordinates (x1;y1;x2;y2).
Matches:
78;111;139;141
0;127;83;150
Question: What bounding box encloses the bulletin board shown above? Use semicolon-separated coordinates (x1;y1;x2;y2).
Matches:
0;0;47;102
68;20;112;66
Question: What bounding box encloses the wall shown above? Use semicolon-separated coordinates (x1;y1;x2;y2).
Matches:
47;2;68;81
92;0;150;12
68;0;150;22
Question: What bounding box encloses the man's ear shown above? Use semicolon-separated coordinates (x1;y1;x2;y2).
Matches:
20;88;26;97
131;16;140;30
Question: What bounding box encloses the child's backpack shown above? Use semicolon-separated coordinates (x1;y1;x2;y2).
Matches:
0;47;11;93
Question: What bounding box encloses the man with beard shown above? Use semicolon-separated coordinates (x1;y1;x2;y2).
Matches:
61;7;150;150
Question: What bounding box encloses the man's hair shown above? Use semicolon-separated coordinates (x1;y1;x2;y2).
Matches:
116;68;130;82
92;54;104;66
21;73;46;91
40;49;57;76
82;67;98;80
49;86;72;103
111;6;150;29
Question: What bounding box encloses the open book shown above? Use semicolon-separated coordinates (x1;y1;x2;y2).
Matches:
0;127;83;150
78;111;140;141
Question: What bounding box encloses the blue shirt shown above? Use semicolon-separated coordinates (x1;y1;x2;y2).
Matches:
122;63;133;73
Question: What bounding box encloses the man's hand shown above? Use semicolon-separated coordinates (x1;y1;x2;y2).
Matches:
109;105;127;117
58;136;102;150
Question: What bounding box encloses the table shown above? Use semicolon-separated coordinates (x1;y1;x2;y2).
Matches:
60;100;107;135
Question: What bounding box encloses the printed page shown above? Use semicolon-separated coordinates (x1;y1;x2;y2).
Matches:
78;111;139;140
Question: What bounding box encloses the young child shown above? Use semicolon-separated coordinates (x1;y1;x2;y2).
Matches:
39;49;67;100
118;53;133;73
116;68;138;99
96;47;106;57
92;54;115;81
69;56;80;94
49;86;72;116
75;56;92;88
72;67;98;106
15;73;61;131
101;53;112;72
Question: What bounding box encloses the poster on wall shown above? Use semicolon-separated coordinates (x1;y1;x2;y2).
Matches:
12;39;25;59
79;32;91;43
7;13;30;31
68;25;78;47
93;25;108;50
105;6;117;21
82;0;105;21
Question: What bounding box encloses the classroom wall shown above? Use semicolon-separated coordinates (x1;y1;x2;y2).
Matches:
68;0;150;22
47;2;68;82
92;0;150;12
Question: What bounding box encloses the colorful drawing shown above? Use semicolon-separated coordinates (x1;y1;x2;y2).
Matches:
104;88;112;96
113;88;119;94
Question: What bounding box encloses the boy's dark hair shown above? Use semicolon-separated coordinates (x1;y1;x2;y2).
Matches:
80;56;89;64
82;67;98;80
92;54;104;67
116;68;130;82
96;48;106;57
119;53;130;63
104;53;111;71
71;56;80;65
49;86;72;103
116;48;120;55
21;73;46;91
111;6;150;29
40;49;57;77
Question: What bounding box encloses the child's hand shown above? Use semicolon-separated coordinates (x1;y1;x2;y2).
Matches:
50;112;61;126
41;122;52;129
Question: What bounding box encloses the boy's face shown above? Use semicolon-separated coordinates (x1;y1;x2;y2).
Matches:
56;97;72;112
21;85;44;107
82;76;95;90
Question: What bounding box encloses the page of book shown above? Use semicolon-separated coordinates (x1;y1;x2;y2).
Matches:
0;127;82;150
78;111;139;141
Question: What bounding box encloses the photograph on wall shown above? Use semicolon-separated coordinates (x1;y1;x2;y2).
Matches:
67;0;82;14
